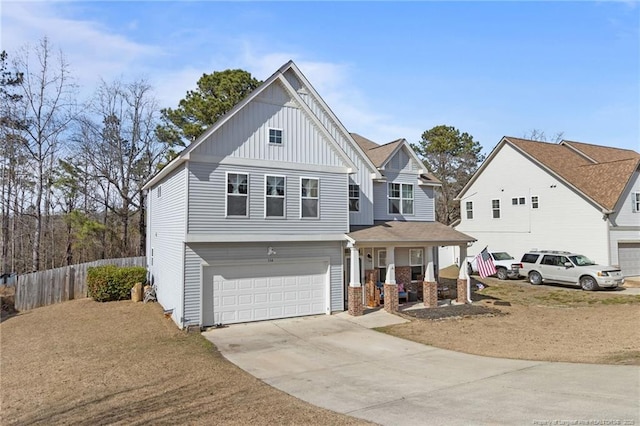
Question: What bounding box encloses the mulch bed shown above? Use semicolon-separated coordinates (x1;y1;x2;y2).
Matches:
401;303;505;320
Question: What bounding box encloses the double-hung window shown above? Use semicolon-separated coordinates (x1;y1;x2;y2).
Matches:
410;249;423;281
301;178;319;218
531;196;539;209
388;183;414;214
265;175;285;218
466;201;473;219
349;183;360;212
227;173;248;217
492;199;501;218
633;192;640;213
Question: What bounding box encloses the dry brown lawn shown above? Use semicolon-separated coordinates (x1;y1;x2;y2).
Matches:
382;268;640;365
2;271;639;425
0;298;369;426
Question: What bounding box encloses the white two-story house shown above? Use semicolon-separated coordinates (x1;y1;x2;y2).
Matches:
143;61;474;329
455;136;640;277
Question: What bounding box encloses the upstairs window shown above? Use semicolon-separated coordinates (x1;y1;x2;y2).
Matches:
227;173;248;217
301;178;319;218
388;183;414;215
269;128;283;145
492;199;501;219
157;185;162;198
410;249;423;281
511;197;526;205
265;175;285;218
349;183;360;212
633;192;640;213
531;196;539;209
466;201;473;219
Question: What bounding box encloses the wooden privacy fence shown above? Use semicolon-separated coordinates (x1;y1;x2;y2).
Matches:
15;256;146;311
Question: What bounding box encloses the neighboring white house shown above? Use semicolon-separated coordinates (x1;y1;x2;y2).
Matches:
143;61;474;329
454;136;640;277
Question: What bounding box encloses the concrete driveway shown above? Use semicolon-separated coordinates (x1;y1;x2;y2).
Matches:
203;311;640;425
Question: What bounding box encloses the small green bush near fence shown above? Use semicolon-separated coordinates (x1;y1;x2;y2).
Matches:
87;265;147;302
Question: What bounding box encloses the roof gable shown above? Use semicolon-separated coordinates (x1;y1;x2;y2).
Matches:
144;61;362;190
350;133;438;181
458;136;640;212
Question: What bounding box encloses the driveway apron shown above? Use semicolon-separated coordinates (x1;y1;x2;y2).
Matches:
203;313;640;425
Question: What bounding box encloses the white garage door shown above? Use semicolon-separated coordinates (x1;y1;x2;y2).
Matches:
203;261;327;326
618;243;640;277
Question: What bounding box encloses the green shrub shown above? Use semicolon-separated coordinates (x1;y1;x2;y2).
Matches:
87;265;147;302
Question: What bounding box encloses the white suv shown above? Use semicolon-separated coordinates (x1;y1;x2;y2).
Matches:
519;250;624;291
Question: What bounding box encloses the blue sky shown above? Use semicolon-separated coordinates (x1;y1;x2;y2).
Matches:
2;1;638;154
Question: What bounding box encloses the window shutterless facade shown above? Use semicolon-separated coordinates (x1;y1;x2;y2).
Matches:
492;199;501;218
466;201;473;219
633;192;640;213
409;249;423;281
227;172;249;217
378;250;387;282
301;177;319;218
265;175;285;218
349;183;360;212
388;183;414;214
268;128;283;145
531;196;539;209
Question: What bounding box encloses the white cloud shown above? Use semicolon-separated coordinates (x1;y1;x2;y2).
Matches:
2;2;162;98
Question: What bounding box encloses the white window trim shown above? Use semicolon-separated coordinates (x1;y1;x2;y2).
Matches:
378;249;387;268
268;127;283;145
492;199;501;219
225;171;249;218
300;176;320;219
633;192;640;213
466;201;473;219
264;174;286;219
349;183;360;212
387;183;414;215
531;195;539;209
409;248;423;282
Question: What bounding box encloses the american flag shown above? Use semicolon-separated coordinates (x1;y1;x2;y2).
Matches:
476;247;497;278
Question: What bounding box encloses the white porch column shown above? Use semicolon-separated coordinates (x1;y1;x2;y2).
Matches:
385;246;396;284
459;244;468;268
349;245;361;287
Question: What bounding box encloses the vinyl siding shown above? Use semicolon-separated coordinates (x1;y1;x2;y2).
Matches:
609;170;640;266
456;143;609;263
373;171;435;222
190;82;345;168
183;241;344;326
188;162;349;235
386;148;420;173
610;170;640;227
147;165;187;324
290;70;375;225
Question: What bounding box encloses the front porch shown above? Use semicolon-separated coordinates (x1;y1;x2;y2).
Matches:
344;220;476;316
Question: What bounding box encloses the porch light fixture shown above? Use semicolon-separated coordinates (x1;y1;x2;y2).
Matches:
267;247;277;256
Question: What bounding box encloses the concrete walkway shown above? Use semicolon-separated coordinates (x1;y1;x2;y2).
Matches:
203;311;640;425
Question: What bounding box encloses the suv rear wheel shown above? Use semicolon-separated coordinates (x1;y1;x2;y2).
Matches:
529;271;542;285
580;276;599;291
496;268;508;280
